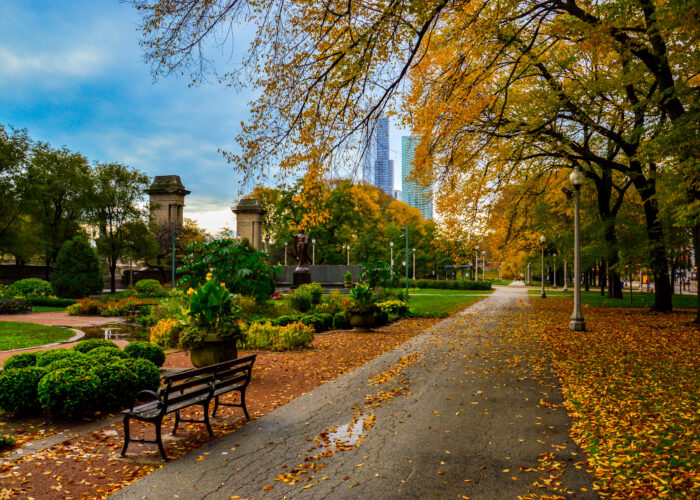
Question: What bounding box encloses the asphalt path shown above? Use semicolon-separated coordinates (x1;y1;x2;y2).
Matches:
111;287;597;499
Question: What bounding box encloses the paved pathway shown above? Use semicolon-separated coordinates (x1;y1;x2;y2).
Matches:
112;287;596;499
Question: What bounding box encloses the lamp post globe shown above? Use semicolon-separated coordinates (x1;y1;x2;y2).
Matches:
540;235;547;298
569;167;586;331
346;245;350;265
284;241;288;266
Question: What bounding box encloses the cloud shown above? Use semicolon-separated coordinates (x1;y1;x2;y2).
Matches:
0;46;106;83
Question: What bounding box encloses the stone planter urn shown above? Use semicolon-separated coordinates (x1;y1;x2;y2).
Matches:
190;334;238;368
348;311;375;332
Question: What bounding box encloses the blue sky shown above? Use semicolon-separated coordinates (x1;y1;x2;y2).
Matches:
0;0;407;234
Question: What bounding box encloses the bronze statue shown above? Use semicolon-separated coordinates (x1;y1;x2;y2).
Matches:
293;231;310;270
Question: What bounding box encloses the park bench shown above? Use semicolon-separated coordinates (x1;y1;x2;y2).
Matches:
0;298;31;314
120;354;257;461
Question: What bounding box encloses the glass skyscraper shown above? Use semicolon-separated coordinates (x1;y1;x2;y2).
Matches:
362;115;394;196
401;136;433;219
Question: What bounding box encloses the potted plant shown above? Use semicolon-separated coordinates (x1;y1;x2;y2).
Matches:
180;274;245;367
343;270;353;289
343;283;378;331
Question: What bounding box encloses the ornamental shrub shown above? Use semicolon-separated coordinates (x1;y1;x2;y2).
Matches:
298;313;332;332
45;352;92;372
124;341;165;367
90;361;139;410
51;236;104;298
333;312;351;330
122;358;161;393
66;297;104;316
150;318;182;348
35;348;76;367
73;338;119;354
376;299;409;317
8;278;53;297
0;367;48;415
290;289;313;313
37;367;99;418
3;352;37;370
242;322;314;351
270;314;303;327
134;279;164;297
296;283;323;305
87;346;129;360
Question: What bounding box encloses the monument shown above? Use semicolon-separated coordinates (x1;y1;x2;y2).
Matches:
233;198;265;251
146;175;190;227
292;230;311;287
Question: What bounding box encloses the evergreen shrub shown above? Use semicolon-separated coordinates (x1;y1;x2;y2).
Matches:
90;361;139;409
3;352;37;370
35;349;75;367
51;236;104;298
124;341;165;367
8;278;53;297
134;279;164;297
122;358;161;392
333;312;351;329
290;289;313;312
37;367;99;418
73;338;119;353
0;367;48;415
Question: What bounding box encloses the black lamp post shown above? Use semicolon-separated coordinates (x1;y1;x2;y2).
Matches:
540;235;547;298
570;167;586;331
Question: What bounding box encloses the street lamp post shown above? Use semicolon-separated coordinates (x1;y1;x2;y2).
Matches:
265;236;270;256
553;253;558;289
563;260;568;292
412;248;416;280
390;241;394;268
346;245;350;266
475;245;479;280
312;238;316;266
569;167;586;331
527;262;531;285
171;228;177;289
540;235;547;298
284;242;288;266
482;250;486;281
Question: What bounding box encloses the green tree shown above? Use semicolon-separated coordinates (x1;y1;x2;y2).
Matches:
0;125;32;256
89;163;151;292
51;236;104;298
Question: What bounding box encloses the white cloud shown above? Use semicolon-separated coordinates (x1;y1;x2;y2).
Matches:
0;46;106;82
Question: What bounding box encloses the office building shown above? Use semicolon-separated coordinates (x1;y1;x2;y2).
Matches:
362;115;394;196
401;136;433;219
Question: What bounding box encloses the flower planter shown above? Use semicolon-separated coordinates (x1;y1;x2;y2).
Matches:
190;335;238;368
349;312;375;332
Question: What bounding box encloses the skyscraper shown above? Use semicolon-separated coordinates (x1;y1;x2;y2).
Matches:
362;115;394;196
401;136;433;219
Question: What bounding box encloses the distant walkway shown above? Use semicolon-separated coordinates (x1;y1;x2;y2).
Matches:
509;280;526;286
0;311;122;328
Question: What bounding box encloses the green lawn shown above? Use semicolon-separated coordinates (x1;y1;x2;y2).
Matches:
393;288;494;295
528;289;697;308
0;322;74;350
408;294;486;317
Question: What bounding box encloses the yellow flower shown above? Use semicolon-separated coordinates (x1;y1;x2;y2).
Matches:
187;287;195;296
205;272;213;281
220;282;226;288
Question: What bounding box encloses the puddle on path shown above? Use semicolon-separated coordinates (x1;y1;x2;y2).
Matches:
80;323;149;343
316;414;375;454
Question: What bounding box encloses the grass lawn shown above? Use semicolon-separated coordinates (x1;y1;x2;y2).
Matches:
490;280;513;285
0;322;74;350
528;289;696;308
393;288;494;295
408;294;486;317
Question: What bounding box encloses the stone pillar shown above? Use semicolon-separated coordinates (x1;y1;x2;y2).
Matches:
146;175;191;227
233;199;265;251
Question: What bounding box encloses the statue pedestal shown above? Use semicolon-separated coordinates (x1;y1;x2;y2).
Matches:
293;268;311;288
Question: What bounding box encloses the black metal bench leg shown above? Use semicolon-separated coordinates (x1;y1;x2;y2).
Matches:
119;416;131;457
155;420;168;461
241;389;250;420
211;396;219;418
203;404;214;436
172;411;180;435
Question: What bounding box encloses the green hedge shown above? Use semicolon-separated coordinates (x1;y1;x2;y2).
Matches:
73;338;119;354
269;312;333;332
28;297;77;307
409;279;492;290
124;341;165;367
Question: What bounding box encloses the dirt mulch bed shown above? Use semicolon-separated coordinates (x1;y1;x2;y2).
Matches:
0;318;439;499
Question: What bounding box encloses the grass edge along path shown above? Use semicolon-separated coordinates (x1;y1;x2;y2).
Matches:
529;299;699;498
408;294;486;317
0;322;74;351
528;289;696;308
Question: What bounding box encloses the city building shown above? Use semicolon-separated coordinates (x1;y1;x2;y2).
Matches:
362;115;394;196
401;136;433;219
393;189;402;201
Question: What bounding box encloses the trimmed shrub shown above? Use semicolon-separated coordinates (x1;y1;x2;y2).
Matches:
38;367;99;418
296;283;323;305
270;314;303;327
35;348;76;367
0;367;48;415
150;318;182;348
45;352;92;372
51;236;104;298
3;352;37;370
122;358;161;393
409;279;491;291
134;279;164;297
333;312;351;329
90;361;139;410
27;297;77;308
299;313;332;332
290;289;313;313
377;299;409;317
242;322;314;351
124;341;165;367
8;278;53;297
86;347;129;366
73;338;119;354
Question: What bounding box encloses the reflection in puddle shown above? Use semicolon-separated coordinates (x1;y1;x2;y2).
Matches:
316;414;374;454
81;323;149;343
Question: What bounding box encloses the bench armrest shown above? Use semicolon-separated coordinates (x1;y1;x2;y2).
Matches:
127;390;161;411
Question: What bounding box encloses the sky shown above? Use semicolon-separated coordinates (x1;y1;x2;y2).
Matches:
0;0;408;235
